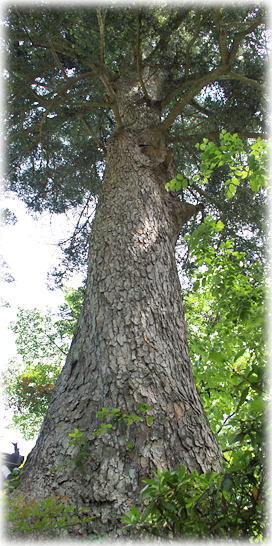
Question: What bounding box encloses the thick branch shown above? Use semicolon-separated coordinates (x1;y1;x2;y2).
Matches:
178;201;204;227
227;13;265;65
96;8;107;66
161;65;264;130
218;71;264;90
169;129;266;144
213;8;228;64
135;11;149;100
161;66;228;130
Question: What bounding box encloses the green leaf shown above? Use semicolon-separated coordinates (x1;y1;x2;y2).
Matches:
226;184;237;199
249;396;264;413
165;179;181;191
215;220;224;232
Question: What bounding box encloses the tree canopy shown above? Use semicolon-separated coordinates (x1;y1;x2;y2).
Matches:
5;4;267;280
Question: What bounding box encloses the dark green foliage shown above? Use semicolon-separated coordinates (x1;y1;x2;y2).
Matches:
4;6;266;278
122;464;265;540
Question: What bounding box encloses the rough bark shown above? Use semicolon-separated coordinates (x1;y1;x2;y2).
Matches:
16;78;221;536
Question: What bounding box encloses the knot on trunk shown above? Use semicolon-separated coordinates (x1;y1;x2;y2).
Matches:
108;127;168;167
137;128;168;165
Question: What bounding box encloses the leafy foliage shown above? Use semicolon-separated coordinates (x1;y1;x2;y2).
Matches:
185;217;265;439
122;464;265;540
3;288;84;438
68;428;93;468
54;285;85;337
5;494;94;538
166;131;267;198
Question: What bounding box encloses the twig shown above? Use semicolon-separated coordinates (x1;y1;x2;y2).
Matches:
44;332;68;356
80;117;106;151
217;411;237;434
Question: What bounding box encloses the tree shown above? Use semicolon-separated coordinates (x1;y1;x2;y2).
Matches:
5;5;266;537
4;287;84;438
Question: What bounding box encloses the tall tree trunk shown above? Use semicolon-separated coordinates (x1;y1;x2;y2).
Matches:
16;80;221;536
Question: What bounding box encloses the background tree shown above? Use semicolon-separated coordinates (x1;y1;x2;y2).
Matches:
3;288;83;438
4;4;267;538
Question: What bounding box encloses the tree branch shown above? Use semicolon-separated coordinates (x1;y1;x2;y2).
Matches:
161;65;228;129
169;129;266;144
217;411;237;434
161;64;264;130
135;11;149;100
189;98;212;117
44;333;68;356
96;8;107;67
80;117;106;151
47;37;70;81
184;15;205;77
146;9;191;62
212;8;228;64
227;13;265;65
95;6;122;123
59;71;100;95
218;71;264;90
9;28;98;71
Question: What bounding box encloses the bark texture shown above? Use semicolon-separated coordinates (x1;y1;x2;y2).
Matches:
16;80;221;536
